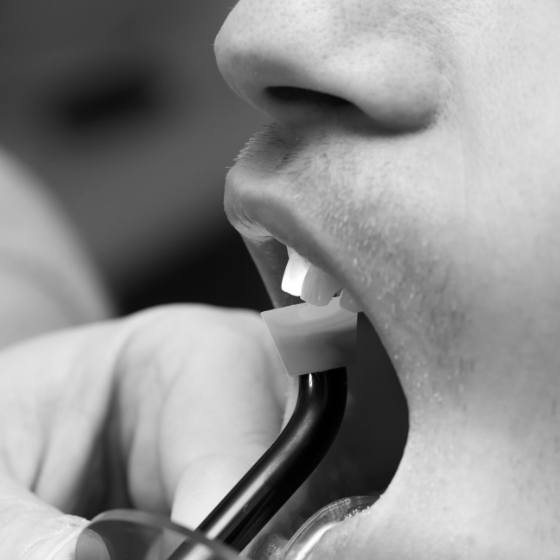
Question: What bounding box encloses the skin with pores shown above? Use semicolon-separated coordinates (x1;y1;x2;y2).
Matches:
215;0;560;557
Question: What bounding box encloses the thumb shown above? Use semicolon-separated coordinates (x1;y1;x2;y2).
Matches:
0;476;87;560
165;313;293;531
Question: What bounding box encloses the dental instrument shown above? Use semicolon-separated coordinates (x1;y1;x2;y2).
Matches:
76;296;359;559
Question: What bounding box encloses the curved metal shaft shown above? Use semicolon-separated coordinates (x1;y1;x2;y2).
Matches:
169;368;347;557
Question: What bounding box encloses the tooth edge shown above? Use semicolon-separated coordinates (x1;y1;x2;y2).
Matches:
339;289;363;312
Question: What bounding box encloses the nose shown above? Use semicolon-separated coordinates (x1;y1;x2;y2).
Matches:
215;0;445;132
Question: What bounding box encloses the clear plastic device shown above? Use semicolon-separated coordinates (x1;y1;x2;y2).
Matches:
75;494;378;560
277;494;378;560
75;509;242;560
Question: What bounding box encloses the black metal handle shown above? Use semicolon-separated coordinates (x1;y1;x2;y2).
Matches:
168;368;347;557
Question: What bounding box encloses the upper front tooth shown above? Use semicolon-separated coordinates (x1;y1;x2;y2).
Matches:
301;265;341;306
281;247;312;297
281;246;344;307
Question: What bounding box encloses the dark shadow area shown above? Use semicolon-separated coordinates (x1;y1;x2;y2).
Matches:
119;226;272;314
46;62;164;136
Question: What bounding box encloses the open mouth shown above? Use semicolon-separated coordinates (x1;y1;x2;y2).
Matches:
223;170;369;319
282;246;362;313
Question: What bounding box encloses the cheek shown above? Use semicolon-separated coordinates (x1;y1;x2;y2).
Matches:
324;126;472;343
312;118;560;407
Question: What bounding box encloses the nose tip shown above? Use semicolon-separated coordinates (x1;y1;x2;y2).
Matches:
215;2;445;132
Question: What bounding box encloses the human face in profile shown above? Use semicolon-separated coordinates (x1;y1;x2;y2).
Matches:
215;1;560;558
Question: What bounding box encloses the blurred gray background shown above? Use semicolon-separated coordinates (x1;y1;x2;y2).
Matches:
0;0;270;312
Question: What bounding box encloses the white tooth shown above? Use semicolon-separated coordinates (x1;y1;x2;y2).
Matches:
339;289;363;312
281;246;344;307
301;265;342;306
281;246;312;297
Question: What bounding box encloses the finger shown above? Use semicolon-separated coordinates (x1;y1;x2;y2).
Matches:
0;308;178;513
0;309;202;560
115;306;290;529
168;326;285;529
0;475;87;560
0;310;178;559
0;321;131;513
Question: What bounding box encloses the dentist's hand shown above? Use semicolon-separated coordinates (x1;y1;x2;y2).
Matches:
0;305;288;559
0;150;290;559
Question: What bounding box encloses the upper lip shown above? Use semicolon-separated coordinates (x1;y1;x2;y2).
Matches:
224;123;352;308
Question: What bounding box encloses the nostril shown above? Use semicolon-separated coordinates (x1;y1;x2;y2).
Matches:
263;86;428;134
266;86;352;110
263;86;360;126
